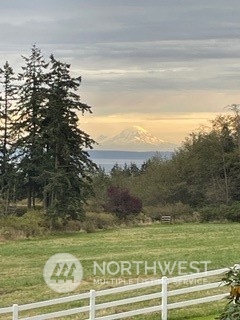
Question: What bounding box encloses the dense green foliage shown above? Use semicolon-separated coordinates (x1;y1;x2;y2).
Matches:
216;304;240;320
89;109;240;222
0;46;96;220
217;265;240;319
0;61;17;213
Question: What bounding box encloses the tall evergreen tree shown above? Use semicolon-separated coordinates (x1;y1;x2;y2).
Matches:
41;54;96;220
0;46;96;220
0;61;17;213
13;45;48;208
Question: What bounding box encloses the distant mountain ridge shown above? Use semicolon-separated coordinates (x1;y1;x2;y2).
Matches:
95;126;178;151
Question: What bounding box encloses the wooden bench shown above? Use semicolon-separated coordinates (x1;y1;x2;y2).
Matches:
161;215;172;224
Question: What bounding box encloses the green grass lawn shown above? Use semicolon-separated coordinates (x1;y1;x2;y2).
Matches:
0;223;238;319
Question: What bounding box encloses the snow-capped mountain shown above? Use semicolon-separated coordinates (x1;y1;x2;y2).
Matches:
95;126;178;151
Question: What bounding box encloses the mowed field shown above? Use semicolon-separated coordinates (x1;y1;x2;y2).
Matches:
0;223;239;320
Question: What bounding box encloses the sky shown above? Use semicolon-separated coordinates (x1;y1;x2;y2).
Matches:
1;0;240;145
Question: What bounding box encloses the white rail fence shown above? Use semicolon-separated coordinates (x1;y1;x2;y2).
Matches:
0;267;229;320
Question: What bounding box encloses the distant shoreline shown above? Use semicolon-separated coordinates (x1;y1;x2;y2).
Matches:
88;150;174;171
88;150;174;159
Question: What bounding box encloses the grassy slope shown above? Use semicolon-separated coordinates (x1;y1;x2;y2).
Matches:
0;223;238;319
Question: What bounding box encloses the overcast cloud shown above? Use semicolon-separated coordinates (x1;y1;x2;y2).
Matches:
0;0;240;142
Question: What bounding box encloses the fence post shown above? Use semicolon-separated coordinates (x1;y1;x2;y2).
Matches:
12;304;18;320
89;289;96;320
161;276;168;320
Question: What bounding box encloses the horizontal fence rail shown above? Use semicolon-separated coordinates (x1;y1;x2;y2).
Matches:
0;267;230;320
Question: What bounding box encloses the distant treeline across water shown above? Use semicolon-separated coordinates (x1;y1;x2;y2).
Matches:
88;150;174;172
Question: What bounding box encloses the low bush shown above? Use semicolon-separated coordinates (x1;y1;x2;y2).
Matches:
104;186;142;219
216;303;240;320
217;265;240;319
64;219;82;232
199;202;240;222
224;202;240;222
0;210;47;239
82;212;118;233
198;205;223;222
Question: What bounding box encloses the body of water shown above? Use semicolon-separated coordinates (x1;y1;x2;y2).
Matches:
88;150;173;172
92;158;147;172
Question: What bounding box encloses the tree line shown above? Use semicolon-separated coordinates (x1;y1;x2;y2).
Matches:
0;45;96;220
90;108;240;222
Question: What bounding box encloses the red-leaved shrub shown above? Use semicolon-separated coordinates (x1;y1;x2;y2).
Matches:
104;186;142;219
